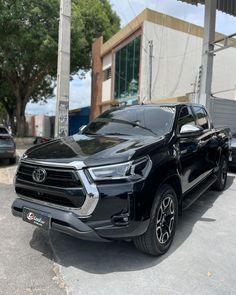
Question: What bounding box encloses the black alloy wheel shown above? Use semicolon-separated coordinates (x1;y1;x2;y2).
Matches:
133;184;178;256
212;155;228;191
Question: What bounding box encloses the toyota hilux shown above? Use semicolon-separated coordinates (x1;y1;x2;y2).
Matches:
12;103;230;256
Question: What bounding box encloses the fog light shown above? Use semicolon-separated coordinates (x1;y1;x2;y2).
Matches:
112;213;130;226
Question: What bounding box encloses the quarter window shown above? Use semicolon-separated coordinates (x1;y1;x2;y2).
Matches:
178;106;196;132
193;106;209;130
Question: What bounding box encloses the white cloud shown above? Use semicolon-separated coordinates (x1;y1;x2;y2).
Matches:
111;0;235;34
26;72;91;116
69;73;91;110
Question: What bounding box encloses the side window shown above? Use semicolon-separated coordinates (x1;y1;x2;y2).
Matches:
178;106;196;132
193;106;209;130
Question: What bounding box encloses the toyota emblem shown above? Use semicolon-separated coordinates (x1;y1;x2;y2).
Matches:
32;167;47;183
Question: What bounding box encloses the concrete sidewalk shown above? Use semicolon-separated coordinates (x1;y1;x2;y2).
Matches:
48;173;236;295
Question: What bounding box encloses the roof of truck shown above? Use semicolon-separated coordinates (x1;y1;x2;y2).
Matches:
117;102;206;109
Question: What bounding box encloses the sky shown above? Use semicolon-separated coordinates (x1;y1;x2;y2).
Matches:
25;0;236;116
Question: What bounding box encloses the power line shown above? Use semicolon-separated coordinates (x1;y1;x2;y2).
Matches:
151;13;165;95
212;88;236;95
166;23;192;98
127;0;150;44
114;3;149;54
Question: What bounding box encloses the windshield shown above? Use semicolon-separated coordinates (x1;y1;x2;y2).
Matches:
83;106;176;137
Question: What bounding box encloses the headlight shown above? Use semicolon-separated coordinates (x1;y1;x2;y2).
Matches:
19;153;28;162
88;157;152;181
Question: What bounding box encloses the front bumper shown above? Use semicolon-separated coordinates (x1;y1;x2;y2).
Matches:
12;198;109;242
13;160;151;241
0;148;16;159
12;196;149;241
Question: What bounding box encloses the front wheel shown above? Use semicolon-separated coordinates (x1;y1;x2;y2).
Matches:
212;155;228;191
133;184;178;256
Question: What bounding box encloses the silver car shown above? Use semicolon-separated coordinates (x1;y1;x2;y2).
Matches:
0;126;16;164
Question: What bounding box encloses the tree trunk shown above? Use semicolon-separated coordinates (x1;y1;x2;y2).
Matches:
9;114;16;135
16;98;27;137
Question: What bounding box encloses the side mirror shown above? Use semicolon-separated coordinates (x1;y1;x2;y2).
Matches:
178;124;203;138
79;125;87;133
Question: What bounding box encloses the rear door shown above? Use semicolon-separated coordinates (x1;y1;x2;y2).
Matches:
192;105;218;173
177;106;205;193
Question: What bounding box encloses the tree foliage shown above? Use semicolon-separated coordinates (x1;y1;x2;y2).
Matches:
0;0;120;136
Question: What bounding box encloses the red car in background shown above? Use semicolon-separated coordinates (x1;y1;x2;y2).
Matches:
33;136;52;145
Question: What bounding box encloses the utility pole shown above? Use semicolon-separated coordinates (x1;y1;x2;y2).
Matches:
148;40;153;101
199;0;216;111
55;0;71;138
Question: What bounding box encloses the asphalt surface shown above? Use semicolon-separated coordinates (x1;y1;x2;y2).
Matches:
0;150;67;295
1;149;236;295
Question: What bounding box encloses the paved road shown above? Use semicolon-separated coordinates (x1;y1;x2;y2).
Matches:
50;172;236;295
1;149;236;295
0;151;66;295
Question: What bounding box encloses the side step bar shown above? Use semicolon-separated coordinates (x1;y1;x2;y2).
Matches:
182;174;217;211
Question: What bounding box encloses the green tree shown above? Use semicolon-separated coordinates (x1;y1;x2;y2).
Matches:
0;73;16;131
0;0;120;136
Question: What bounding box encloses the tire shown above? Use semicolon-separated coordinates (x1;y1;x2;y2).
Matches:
133;184;178;256
212;155;228;191
9;157;16;165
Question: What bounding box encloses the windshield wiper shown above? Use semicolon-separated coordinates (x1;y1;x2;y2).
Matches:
111;118;158;136
82;131;96;135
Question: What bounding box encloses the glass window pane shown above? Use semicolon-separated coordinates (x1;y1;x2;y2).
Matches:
178;106;196;132
114;36;141;104
193;106;209;130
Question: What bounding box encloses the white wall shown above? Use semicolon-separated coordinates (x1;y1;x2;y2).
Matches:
212;48;236;100
141;20;236;101
102;80;111;102
102;53;112;102
34;116;51;137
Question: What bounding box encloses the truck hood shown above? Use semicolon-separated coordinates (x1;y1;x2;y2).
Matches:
24;134;166;167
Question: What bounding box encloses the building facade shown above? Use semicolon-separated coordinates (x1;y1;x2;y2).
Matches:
91;8;236;119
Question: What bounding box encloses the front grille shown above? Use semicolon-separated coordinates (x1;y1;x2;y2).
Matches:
17;163;82;188
16;187;85;208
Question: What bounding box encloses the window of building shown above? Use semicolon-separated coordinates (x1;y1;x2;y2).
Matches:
193;106;209;130
114;36;141;104
103;67;111;81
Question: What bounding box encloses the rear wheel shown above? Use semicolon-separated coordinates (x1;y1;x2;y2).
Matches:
212;155;228;191
133;184;178;256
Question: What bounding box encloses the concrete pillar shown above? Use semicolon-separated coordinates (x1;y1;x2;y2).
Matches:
55;0;71;138
199;0;217;112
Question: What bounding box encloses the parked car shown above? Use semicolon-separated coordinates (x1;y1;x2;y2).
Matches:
12;103;230;256
0;126;16;164
33;136;51;145
229;133;236;167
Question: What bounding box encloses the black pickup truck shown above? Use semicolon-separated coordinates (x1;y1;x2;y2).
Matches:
12;103;230;256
